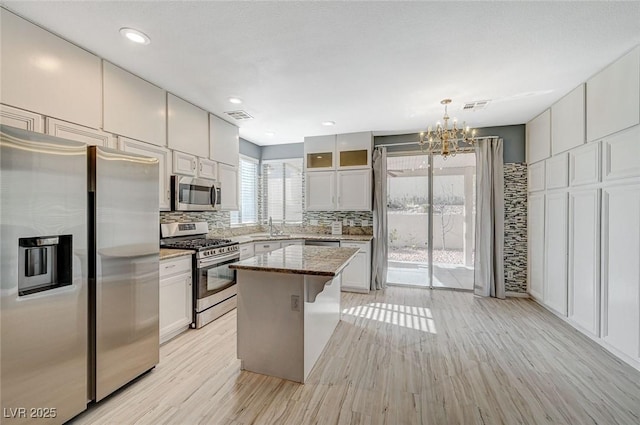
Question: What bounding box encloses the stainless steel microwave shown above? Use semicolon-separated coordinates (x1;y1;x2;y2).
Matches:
171;176;221;211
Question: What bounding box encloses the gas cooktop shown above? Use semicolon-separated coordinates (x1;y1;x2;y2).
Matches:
162;238;234;251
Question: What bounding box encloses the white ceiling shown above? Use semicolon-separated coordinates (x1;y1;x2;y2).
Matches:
2;1;640;146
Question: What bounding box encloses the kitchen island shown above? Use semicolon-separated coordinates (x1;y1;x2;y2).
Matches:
230;245;359;383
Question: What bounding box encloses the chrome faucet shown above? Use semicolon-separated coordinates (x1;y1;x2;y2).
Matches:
269;217;284;236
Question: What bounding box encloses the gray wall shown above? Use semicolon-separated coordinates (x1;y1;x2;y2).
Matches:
373;124;525;163
261;143;304;160
239;138;261;159
245;124;526;163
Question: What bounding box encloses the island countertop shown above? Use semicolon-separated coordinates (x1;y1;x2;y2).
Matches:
229;245;358;276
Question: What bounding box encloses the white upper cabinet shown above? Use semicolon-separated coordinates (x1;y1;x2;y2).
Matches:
306;171;336;210
528;161;545;192
46;118;116;148
602;124;640;182
119;137;171;210
337;170;372;211
305;135;336;171
545;153;569;190
167;94;209;158
336;131;372;169
569;142;600;187
0;9;101;129
209;114;239;167
218;163;239;211
198;157;218;180
0;104;43;133
103;61;166;147
587;46;640;142
526;109;551;164
552;84;585;155
173;151;197;176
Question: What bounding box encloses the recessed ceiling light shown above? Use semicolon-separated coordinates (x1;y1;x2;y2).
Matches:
265;131;275;137
322;121;335;126
120;28;151;45
229;97;243;104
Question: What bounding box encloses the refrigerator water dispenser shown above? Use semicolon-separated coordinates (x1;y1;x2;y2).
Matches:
18;235;72;296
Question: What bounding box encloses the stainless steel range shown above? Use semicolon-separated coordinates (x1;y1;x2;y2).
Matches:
160;222;239;328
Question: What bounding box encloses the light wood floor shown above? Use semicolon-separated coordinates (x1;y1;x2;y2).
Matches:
71;287;640;425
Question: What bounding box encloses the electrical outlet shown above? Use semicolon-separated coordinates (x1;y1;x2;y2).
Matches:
343;218;349;225
349;220;355;226
310;219;318;226
361;220;369;227
291;295;300;311
507;270;514;279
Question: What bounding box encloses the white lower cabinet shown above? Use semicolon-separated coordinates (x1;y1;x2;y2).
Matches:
544;191;568;315
254;242;281;254
339;241;371;293
239;243;255;260
159;256;193;344
119;137;171;210
568;189;600;336
528;194;545;300
602;184;640;362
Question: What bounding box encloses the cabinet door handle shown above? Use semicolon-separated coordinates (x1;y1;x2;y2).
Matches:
200;163;203;172
167;189;170;200
192;160;196;170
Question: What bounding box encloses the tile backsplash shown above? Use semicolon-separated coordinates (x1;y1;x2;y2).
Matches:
159;210;373;237
503;163;527;294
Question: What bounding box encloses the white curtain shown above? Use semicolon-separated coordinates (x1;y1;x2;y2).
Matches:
371;147;388;290
474;137;505;298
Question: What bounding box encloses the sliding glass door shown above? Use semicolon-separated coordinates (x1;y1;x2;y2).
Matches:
386;152;475;290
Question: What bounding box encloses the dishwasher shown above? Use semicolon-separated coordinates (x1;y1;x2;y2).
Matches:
304;240;340;247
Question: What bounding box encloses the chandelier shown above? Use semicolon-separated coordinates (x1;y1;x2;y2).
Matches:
418;99;477;158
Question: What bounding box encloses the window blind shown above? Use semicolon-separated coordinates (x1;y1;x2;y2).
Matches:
263;158;303;223
231;156;259;225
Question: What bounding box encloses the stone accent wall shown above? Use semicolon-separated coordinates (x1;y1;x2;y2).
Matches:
503;163;528;293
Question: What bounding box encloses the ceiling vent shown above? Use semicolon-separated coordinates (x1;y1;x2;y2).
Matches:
462;100;490;111
224;110;254;120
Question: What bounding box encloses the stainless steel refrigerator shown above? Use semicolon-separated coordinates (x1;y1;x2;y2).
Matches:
88;145;159;402
1;126;160;424
1;125;89;424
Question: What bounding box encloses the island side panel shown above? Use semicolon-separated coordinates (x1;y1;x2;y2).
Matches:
304;274;342;381
236;269;305;382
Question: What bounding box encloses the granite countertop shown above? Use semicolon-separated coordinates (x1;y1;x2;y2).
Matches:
229;245;359;276
232;233;373;244
160;248;195;260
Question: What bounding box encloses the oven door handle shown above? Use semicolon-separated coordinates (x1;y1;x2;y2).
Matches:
197;253;239;268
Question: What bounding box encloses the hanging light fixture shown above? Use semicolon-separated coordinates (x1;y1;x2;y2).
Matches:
419;99;477;158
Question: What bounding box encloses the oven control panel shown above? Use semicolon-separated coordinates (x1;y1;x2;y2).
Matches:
201;244;239;258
